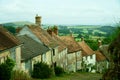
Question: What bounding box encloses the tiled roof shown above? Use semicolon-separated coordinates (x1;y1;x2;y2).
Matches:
60;36;81;53
95;50;106;62
51;33;67;52
27;25;58;48
17;35;49;61
99;45;110;61
78;41;94;56
0;26;19;51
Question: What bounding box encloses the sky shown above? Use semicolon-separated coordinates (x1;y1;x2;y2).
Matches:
0;0;120;25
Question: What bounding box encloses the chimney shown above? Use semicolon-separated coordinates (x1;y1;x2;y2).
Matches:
81;37;84;41
69;30;73;37
47;27;53;36
35;14;41;26
53;25;58;35
98;39;102;47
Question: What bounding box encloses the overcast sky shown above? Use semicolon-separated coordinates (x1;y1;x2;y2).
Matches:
0;0;120;25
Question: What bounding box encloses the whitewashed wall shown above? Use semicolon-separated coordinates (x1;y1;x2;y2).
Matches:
76;51;82;70
58;48;67;70
82;54;96;72
67;52;76;72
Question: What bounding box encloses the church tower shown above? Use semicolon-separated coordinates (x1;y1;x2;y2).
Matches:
35;14;41;26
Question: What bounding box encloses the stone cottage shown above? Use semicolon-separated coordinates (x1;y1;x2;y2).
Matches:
95;50;109;73
17;35;50;74
0;26;21;69
78;40;96;72
18;15;58;68
47;27;68;70
96;44;109;73
60;36;82;72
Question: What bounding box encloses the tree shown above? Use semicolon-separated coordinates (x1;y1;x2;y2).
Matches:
0;58;15;80
4;26;16;34
102;26;120;80
54;66;64;76
85;39;98;50
102;37;111;44
103;26;120;44
32;62;53;79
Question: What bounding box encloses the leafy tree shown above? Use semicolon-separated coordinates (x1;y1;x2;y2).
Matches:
103;26;120;44
32;62;53;79
4;26;16;34
102;26;120;80
0;58;15;80
54;66;64;76
102;37;111;44
85;39;98;50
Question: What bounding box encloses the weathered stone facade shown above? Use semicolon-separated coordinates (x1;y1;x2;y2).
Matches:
67;51;82;72
0;46;21;69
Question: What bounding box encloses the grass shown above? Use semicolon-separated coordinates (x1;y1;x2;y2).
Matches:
33;72;102;80
92;30;106;34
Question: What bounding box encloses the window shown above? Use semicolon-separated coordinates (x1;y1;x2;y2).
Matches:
10;48;16;60
77;52;80;56
90;55;92;59
25;60;32;73
25;60;30;70
86;56;87;60
53;49;55;56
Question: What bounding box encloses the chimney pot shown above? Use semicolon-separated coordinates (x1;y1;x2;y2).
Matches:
53;25;58;35
35;14;41;26
81;37;84;41
98;39;102;47
47;28;53;36
69;30;73;37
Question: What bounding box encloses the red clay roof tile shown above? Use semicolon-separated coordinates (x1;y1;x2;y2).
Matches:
28;25;58;48
95;50;106;62
0;26;19;51
51;33;67;52
60;36;81;53
78;41;94;56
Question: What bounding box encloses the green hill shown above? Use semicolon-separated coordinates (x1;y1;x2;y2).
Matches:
2;21;34;28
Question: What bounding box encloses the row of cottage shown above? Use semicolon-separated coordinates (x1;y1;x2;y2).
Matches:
0;15;109;75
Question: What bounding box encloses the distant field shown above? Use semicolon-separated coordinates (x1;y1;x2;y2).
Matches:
33;72;102;80
58;25;115;41
92;30;106;34
68;25;101;28
67;26;101;29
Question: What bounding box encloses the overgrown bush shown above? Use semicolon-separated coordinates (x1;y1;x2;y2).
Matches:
0;58;15;80
32;62;53;79
91;65;96;71
11;70;31;80
54;66;64;76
